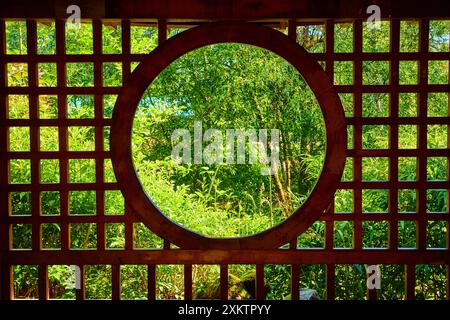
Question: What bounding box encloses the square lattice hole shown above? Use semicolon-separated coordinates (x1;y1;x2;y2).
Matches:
398;125;418;149
40;159;60;184
427;92;448;117
5;21;27;54
9;127;30;151
105;190;125;215
362;189;389;213
8;94;29;119
41;223;61;249
363;21;390;52
398;221;417;248
103;95;118;118
38;95;58;119
68;126;95;151
39;126;59;151
69;159;96;183
37;63;57;87
40;191;60;215
399;61;419;85
102;23;122;54
13;265;38;300
333;221;354;248
362;93;389;117
427;157;448;181
70;223;97;249
130;24;158;54
334;189;353;213
69;191;96;215
7;63;28;87
103;62;123;87
362;61;390;85
66;63;94;87
133;222;163;249
362;221;388;249
334;61;353;85
105;223;125;250
362;125;389;149
428;60;449;84
426;189;447;213
399;93;418;117
415;264;448;300
362;157;389;181
37;21;56;55
68;95;95;118
400;20;419;52
334;23;353;53
297;221;325;248
65;22;93;54
427;125;448;149
9;159;31;184
398;189;417;213
85;265;112;300
11;224;32;250
427;221;448;249
398;157;417;181
10;191;32;216
120;265;148;300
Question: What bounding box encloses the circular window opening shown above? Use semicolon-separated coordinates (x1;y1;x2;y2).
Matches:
131;43;326;238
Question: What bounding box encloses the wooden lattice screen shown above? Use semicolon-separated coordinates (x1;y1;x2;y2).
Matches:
0;0;449;300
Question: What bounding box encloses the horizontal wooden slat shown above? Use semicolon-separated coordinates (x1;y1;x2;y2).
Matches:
1;0;450;19
4;249;450;265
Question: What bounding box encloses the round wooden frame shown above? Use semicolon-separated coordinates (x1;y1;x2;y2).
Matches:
110;21;346;249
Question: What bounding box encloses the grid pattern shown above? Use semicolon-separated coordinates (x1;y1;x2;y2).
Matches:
0;18;449;300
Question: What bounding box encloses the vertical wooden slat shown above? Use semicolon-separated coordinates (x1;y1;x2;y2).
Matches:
353;19;363;251
184;264;192;300
287;19;297;42
112;264;120;300
291;264;300;300
0;19;12;301
326;264;335;300
147;264;156;300
417;19;430;251
121;20;131;82
256;264;265;300
220;264;228;300
405;264;416;300
93;19;105;252
158;18;167;45
38;264;48;300
55;18;69;251
389;19;400;250
26;20;41;253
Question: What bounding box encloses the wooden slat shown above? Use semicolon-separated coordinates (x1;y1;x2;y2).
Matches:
38;264;48;300
220;264;228;300
184;264;192;300
256;264;265;300
405;264;416;300
2;0;450;19
291;264;300;300
147;264;156;300
112;264;121;300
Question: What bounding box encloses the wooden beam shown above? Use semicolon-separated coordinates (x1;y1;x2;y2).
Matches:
1;0;450;19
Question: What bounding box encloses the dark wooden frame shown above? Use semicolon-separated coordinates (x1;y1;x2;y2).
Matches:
0;0;449;301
